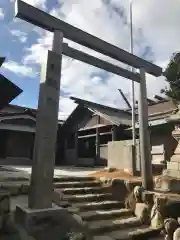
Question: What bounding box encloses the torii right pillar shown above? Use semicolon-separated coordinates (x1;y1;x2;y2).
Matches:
138;68;153;190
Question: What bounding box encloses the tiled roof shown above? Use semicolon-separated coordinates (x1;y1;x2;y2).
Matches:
0;74;22;111
70;97;177;128
70;97;132;126
0;111;36;119
127;100;177;120
148;100;177;118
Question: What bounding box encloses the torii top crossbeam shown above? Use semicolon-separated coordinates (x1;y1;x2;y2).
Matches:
15;0;162;78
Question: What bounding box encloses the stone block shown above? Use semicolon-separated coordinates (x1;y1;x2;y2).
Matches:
135;203;150;224
0;190;10;215
171;155;180;163
15;205;92;240
167;162;179;171
109;179;127;202
161;178;171;192
174;146;180;155
164;218;179;239
152;155;165;164
173;227;180;240
151;145;164;155
166;170;180;179
161;178;180;193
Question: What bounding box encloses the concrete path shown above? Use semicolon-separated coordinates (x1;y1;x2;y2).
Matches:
0;165;103;181
11;166;102;177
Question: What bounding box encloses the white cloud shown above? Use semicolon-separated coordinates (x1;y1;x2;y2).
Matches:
3;61;36;77
22;0;133;118
13;0;180;118
11;30;27;43
0;8;4;20
129;0;180;62
58;97;77;120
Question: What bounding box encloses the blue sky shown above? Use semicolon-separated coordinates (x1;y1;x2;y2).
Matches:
0;0;42;109
0;0;180;119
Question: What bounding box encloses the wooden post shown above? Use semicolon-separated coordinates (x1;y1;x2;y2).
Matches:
111;126;117;141
138;68;153;190
95;116;100;164
74;124;78;164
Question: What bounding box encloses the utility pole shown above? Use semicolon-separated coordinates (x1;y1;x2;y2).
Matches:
130;1;136;146
118;89;131;109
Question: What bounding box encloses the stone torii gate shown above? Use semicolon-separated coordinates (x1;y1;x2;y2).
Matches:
14;0;162;237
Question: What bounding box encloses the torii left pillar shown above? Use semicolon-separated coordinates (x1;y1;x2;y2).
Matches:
28;30;63;209
15;31;72;239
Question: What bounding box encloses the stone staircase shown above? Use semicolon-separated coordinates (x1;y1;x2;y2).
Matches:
53;176;163;240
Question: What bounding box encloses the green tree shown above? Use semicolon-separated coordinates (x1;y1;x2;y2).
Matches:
161;52;180;104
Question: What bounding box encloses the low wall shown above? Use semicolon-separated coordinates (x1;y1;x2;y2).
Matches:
108;140;140;174
100;144;108;160
0;157;32;166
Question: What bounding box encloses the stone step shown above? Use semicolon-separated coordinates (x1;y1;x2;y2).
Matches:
89;216;142;234
60;186;107;195
54;181;101;189
93;226;148;240
53;176;96;182
93;226;162;240
128;226;162;240
0;177;29;182
0;180;102;195
64;193;113;203
147;237;163;240
80;208;133;221
0;182;29;195
74;200;124;211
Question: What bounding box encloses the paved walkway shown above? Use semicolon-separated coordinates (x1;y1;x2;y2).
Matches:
0;165;103;181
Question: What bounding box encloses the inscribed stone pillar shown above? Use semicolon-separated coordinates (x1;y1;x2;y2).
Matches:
28;31;63;209
166;109;180;178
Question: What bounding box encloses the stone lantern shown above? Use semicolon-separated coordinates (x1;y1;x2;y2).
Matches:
157;105;180;193
166;105;180;178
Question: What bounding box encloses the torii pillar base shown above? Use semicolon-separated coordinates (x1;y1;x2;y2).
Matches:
15;205;90;240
